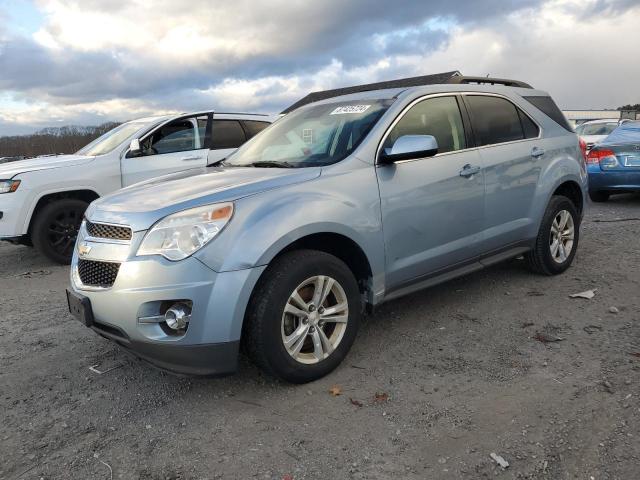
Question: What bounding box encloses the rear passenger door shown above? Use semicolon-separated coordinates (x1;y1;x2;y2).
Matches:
207;119;247;163
463;94;542;251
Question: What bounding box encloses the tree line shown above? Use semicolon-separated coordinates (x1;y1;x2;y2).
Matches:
0;123;120;158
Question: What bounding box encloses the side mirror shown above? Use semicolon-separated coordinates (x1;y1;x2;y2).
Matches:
129;138;141;156
378;135;438;164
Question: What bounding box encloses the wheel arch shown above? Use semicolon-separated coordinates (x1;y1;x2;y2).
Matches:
552;180;584;216
253;230;376;308
25;189;100;237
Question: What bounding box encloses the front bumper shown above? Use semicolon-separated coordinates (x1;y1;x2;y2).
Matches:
0;188;30;238
588;165;640;193
69;223;266;376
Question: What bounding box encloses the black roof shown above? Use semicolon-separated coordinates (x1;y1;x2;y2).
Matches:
281;71;461;114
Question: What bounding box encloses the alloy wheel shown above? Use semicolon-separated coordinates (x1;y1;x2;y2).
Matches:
47;209;83;258
549;209;574;264
281;275;349;365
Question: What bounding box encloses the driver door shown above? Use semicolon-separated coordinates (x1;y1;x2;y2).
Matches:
121;113;211;186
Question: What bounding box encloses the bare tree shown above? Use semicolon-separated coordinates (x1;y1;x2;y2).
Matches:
0;122;120;158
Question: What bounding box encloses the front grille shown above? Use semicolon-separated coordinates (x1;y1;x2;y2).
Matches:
86;221;132;241
77;259;120;288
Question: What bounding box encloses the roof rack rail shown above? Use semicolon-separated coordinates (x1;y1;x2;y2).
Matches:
448;76;533;89
214;112;270;117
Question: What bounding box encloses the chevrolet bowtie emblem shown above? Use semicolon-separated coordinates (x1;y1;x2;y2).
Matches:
78;243;92;256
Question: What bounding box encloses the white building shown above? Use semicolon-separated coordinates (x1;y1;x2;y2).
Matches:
562;110;638;127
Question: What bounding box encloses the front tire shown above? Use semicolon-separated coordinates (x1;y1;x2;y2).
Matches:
243;250;361;383
526;195;580;275
31;199;88;264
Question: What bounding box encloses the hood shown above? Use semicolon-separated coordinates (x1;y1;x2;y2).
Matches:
0;154;94;178
87;166;321;231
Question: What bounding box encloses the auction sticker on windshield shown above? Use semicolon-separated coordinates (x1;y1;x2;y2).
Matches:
330;105;371;115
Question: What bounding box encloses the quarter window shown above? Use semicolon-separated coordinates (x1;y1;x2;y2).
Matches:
466;95;538;146
211;120;246;149
518;109;540;139
382;96;466;155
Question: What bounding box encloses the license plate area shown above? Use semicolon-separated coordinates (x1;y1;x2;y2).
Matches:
66;289;94;327
623;156;640;167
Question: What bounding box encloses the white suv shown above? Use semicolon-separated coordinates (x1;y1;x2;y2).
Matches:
0;111;272;263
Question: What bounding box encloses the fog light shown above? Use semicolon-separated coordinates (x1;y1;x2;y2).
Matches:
164;303;191;330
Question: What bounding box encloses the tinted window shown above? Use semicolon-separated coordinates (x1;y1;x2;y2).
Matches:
243;120;270;139
211;120;246;149
383;96;466;155
141;115;207;155
523;95;573;131
518;109;540;139
466;96;525;146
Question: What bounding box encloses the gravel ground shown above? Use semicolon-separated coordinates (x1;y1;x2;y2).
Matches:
1;196;639;480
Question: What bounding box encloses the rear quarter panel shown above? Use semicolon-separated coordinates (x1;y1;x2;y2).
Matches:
514;96;587;236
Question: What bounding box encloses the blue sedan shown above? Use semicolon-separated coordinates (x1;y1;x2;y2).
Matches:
587;121;640;202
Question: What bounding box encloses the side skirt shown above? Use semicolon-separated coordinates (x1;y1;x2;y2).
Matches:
382;243;531;303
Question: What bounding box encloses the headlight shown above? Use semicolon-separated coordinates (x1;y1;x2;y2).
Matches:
0;180;20;194
137;203;233;261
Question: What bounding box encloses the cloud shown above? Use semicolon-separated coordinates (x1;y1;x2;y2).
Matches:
0;0;638;135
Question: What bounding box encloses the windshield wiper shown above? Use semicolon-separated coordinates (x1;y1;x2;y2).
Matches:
247;161;296;168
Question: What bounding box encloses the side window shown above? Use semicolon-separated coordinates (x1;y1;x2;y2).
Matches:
518;109;539;139
243;120;270;139
211;120;246;149
382;96;466;155
141;115;206;155
466;95;527;146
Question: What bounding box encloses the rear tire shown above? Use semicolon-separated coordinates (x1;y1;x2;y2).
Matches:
589;191;609;203
243;250;361;383
31;199;88;264
526;195;579;276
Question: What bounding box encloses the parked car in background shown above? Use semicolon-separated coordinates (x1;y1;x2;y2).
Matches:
586;121;640;202
66;76;586;383
0;112;272;263
576;119;630;150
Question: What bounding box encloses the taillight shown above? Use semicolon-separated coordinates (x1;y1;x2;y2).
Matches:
586;148;618;167
579;138;588;163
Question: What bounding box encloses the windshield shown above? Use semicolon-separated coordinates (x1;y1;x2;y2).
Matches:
576;122;618;136
77;121;153;156
224;100;392;168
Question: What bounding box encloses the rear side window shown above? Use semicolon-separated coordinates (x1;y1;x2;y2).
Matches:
466;95;529;146
211;120;246;149
243;120;270;139
523;95;573;132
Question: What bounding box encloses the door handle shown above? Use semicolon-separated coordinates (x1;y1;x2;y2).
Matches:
459;164;481;178
180;155;204;161
531;147;545;159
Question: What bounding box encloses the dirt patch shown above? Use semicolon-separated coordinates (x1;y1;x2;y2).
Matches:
1;195;639;479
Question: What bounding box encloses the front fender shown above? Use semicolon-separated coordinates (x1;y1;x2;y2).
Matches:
194;163;386;300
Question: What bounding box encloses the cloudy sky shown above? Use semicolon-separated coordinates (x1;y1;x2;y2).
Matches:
0;0;638;135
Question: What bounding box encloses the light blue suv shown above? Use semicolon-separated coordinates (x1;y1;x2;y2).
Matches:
66;77;587;383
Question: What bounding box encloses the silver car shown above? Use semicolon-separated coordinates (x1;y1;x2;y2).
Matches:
66;77;587;383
